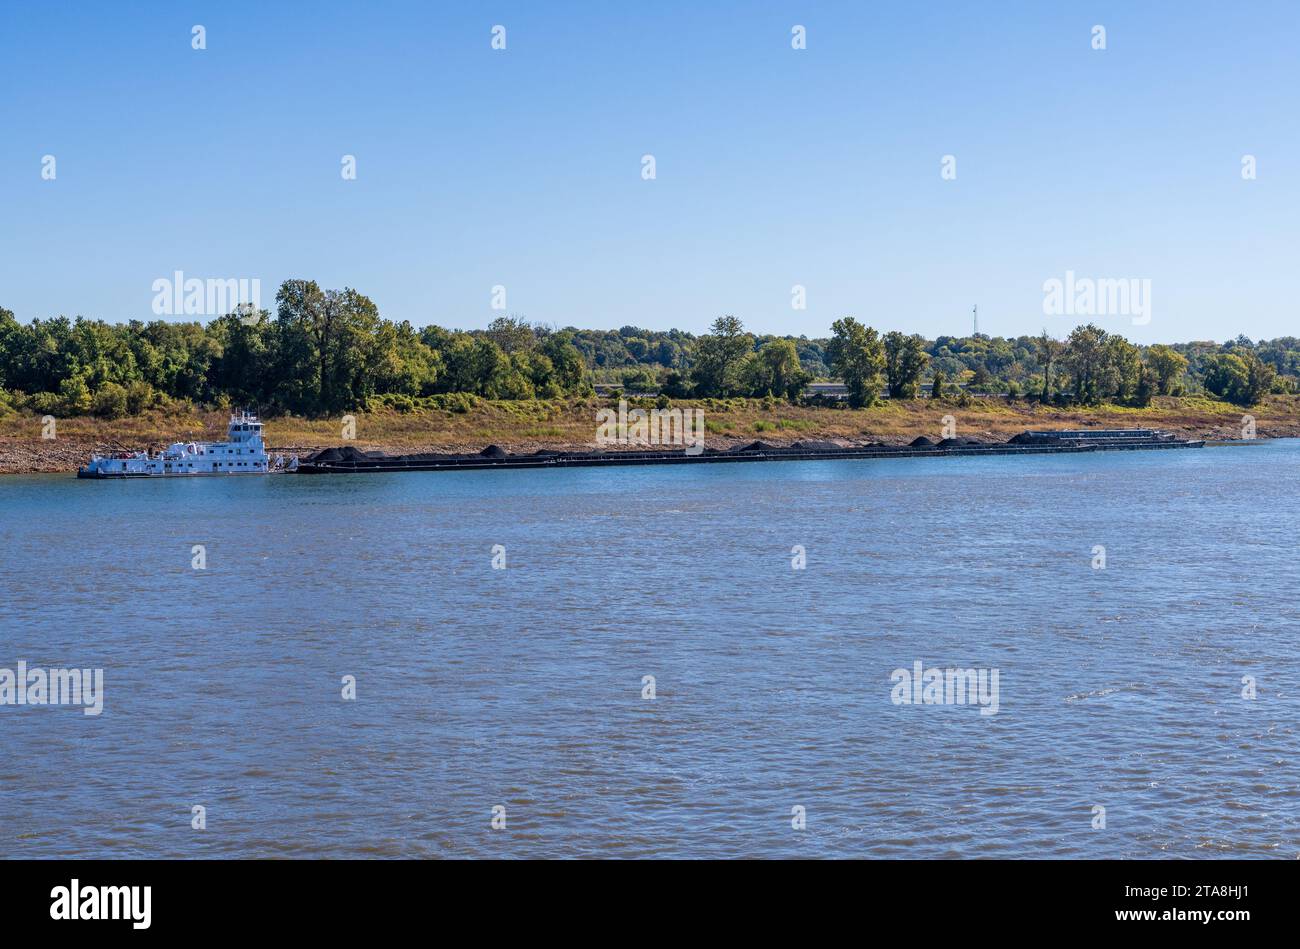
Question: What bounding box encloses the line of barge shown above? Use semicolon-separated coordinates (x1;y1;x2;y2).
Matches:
294;428;1205;474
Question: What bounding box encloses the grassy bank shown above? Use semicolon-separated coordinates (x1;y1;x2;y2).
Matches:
2;394;1296;474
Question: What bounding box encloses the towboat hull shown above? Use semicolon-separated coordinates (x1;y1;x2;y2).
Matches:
76;411;295;479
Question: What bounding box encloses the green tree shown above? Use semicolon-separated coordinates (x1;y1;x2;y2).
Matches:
883;331;928;399
93;381;128;418
0;306;18;391
1203;353;1249;404
1145;344;1187;396
58;375;92;414
1105;335;1143;403
826;317;885;408
436;334;482;395
930;370;946;400
274;279;330;411
125;380;155;414
1034;331;1063;402
273;282;385;412
1240;351;1276;405
1063;324;1112;405
539;333;587;393
485;315;536;354
744;338;810;400
472;337;513;397
209;309;273;407
1133;366;1155;407
691;315;752;397
327;288;384;409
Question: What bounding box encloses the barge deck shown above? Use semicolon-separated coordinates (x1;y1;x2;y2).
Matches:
295;429;1204;474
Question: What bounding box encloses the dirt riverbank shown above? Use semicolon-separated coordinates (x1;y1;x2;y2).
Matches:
3;395;1296;474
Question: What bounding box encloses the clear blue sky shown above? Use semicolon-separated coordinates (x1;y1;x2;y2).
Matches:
1;1;1295;343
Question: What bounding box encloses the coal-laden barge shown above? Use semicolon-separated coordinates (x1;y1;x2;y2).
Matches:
295;428;1204;474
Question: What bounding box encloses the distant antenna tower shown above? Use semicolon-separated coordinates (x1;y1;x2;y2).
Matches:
972;304;979;337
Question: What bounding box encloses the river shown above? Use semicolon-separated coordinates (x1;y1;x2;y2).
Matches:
2;440;1297;857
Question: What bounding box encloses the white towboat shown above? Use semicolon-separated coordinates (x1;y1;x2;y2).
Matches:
77;411;295;478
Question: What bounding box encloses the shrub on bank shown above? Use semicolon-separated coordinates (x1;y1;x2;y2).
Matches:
58;377;92;414
373;393;416;413
125;381;156;415
92;382;128;419
427;392;478;414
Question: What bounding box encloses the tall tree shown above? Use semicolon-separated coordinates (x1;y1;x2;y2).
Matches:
1145;344;1188;396
691;315;752;397
1203;353;1250;403
1063;324;1111;405
325;288;381;409
485;315;536;354
1241;350;1276;405
1105;335;1143;403
744;338;809;400
826;317;886;408
883;331;929;399
930;370;946;400
275;279;330;411
539;333;587;393
1034;330;1063;402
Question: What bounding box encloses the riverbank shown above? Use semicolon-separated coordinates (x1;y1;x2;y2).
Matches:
2;394;1295;474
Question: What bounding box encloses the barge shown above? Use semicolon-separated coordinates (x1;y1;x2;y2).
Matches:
295;428;1204;474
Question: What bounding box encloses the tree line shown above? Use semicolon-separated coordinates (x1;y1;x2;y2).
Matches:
0;281;1291;418
594;316;1281;408
0;281;588;418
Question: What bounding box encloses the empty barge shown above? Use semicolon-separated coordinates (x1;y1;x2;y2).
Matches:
294;428;1204;474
